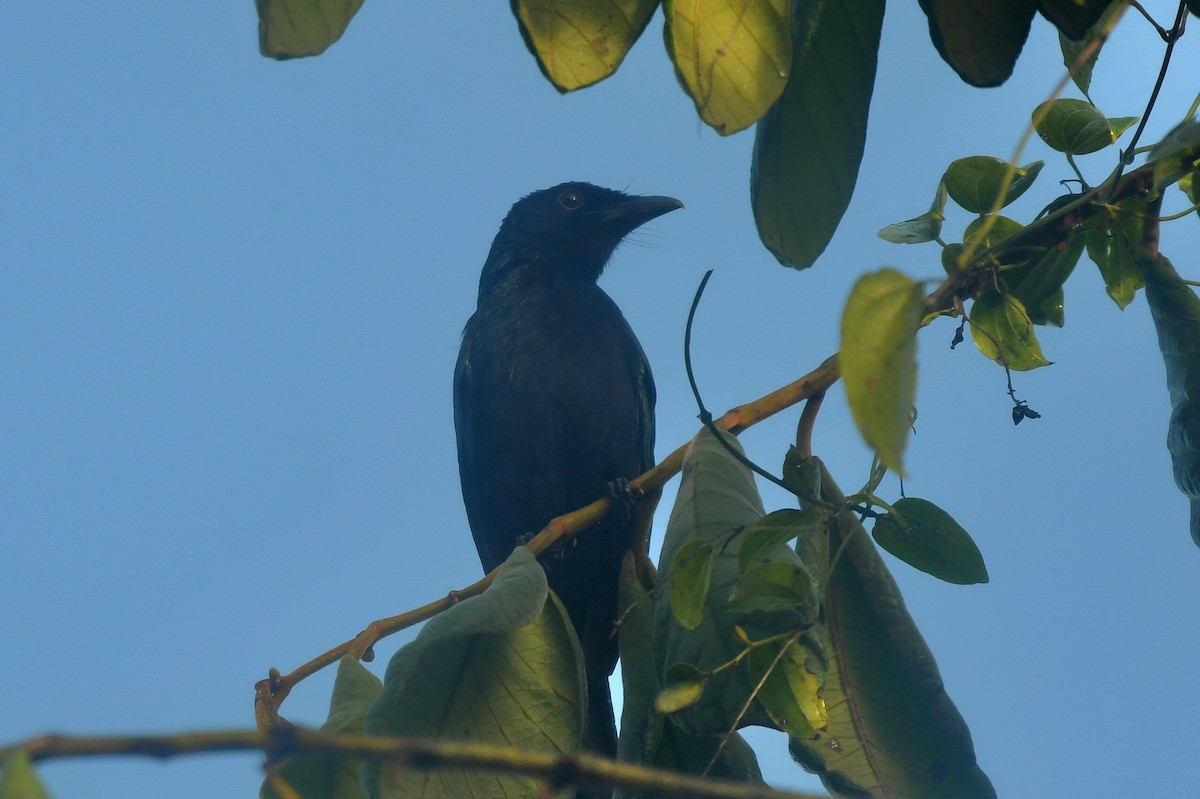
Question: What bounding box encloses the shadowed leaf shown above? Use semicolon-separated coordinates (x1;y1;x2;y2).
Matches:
873;497;989;584
255;0;364;59
916;0;1037;87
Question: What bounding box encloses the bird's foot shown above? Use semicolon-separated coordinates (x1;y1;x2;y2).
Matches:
607;478;644;524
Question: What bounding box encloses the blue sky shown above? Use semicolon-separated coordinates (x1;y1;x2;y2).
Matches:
3;3;1199;797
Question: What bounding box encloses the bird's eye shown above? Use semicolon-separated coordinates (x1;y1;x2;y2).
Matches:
559;190;584;210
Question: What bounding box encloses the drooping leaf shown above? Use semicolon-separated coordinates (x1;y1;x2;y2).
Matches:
752;0;884;269
840;268;924;475
878;182;949;244
916;0;1038;87
616;551;664;774
512;0;660;91
746;638;828;738
726;559;814;614
255;0;364;59
668;539;715;630
1033;98;1130;154
262;656;382;799
1002;232;1085;327
1082;208;1144;309
969;290;1052;370
790;460;996;798
943;156;1043;214
1058;0;1125;96
663;0;792;135
362;547;585;798
0;752;51;799
656;428;807;734
872;497;989;585
1038;0;1116;39
1140;254;1200;549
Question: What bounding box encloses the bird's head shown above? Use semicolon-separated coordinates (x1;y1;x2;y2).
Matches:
478;182;682;302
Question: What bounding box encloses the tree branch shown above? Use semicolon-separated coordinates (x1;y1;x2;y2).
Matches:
3;728;829;799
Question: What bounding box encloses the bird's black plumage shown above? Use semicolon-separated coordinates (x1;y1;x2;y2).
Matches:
454;182;681;758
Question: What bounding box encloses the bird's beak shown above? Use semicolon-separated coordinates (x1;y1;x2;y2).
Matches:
599;195;684;232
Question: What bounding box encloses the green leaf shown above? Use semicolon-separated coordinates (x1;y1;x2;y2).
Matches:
0;752;52;799
1181;168;1200;220
663;0;791;135
1140;254;1200;549
1034;98;1126;154
781;445;822;503
878;179;948;244
840;268;924;475
790;459;996;798
656;663;709;714
362;547;585;798
651;723;764;785
616;551;664;770
1003;232;1085;327
738;508;824;572
1082;210;1144;309
872;497;988;585
969;291;1052;370
656;428;806;734
916;0;1038;87
1039;0;1116;40
262;656;381;799
752;0;884;269
746;638;827;738
943;156;1043;214
1058;0;1124;96
255;0;364;59
669;539;715;630
511;0;660;91
727;559;814;614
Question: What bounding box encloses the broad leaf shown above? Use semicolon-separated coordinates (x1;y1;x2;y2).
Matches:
872;497;989;585
916;0;1038;87
752;0;884;269
664;0;792;135
877;182;949;244
790;460;996;798
512;0;660;91
969;291;1052;370
362;547;584;798
841;268;924;475
738;508;826;572
1141;254;1200;548
726;559;814;614
255;0;364;59
1003;232;1085;327
262;656;382;799
656;428;807;734
943;156;1043;214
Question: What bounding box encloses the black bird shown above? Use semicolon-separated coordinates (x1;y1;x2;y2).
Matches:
454;182;681;758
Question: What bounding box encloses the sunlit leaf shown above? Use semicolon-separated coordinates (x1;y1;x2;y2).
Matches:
873;497;988;585
969;291;1052;370
664;0;791;135
362;548;584;798
655;663;708;714
943;156;1043;214
0;752;51;799
752;0;884;269
512;0;660;91
916;0;1037;87
255;0;364;59
1141;254;1200;549
747;639;827;738
727;559;814;613
841;268;924;475
790;459;996;798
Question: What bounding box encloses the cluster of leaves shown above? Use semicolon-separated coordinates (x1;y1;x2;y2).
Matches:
252;0;1137;272
247;428;992;798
